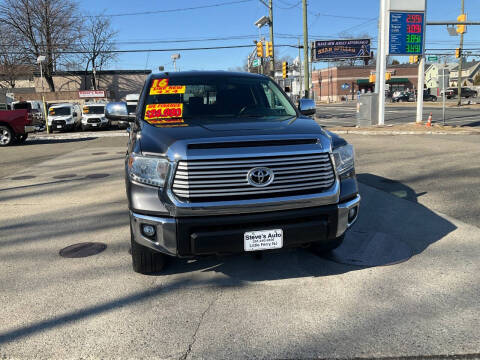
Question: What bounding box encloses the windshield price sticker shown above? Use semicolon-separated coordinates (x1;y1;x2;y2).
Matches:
149;79;186;95
145;103;183;120
148;119;185;125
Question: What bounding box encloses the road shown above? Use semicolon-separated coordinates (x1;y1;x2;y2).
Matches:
316;103;480;127
0;133;479;359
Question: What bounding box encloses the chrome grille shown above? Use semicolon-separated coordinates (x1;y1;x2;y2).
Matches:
172;153;336;201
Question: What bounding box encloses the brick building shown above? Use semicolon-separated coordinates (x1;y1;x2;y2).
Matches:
312;64;419;102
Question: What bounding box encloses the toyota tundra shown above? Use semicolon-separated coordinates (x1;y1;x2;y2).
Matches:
106;71;360;274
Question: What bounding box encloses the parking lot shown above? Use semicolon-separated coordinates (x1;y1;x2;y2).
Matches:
1;132;479;359
316;103;480;128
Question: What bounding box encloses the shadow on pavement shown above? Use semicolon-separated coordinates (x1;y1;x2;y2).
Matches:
24;138;94;145
158;173;457;278
0;171;458;346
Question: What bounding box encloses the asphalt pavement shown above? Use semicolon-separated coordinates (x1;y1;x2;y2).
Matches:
0;135;479;359
316;102;480;127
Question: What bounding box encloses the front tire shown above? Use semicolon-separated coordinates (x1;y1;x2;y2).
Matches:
131;228;166;274
0;125;14;146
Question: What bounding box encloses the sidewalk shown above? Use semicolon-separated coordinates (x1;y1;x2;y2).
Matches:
327;122;480;135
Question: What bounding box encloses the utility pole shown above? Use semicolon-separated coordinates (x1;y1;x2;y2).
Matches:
302;0;310;98
375;3;382;94
457;0;465;106
378;0;387;125
268;0;275;77
298;38;303;96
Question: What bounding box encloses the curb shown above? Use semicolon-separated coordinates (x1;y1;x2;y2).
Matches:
330;130;479;135
29;132;129;140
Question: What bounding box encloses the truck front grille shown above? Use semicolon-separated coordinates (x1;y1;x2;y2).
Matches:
172;153;336;202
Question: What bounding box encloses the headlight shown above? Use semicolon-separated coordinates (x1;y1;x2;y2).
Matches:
127;155;169;187
333;144;355;175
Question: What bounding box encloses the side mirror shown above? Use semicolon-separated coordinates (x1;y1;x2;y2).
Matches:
73;112;77;117
298;98;316;116
105;102;135;122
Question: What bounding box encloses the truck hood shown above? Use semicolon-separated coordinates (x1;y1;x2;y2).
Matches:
138;116;332;155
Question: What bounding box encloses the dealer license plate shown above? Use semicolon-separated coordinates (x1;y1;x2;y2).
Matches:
92;123;97;127
244;229;283;251
57;125;62;128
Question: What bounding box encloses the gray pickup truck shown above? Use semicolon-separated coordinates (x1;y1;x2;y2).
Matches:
106;71;360;274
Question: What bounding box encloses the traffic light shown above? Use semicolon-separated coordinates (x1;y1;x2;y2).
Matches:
457;13;467;34
265;41;273;57
385;72;392;81
282;61;288;78
256;41;263;58
369;74;376;83
456;48;462;58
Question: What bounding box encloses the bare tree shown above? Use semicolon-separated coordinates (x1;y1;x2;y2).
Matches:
0;25;32;88
79;15;117;90
0;0;82;92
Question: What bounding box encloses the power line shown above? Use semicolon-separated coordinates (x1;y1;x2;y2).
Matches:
84;0;254;18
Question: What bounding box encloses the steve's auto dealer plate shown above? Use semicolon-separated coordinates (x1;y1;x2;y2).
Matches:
244;229;283;251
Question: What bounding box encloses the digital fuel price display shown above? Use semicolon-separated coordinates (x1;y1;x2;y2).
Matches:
389;12;425;55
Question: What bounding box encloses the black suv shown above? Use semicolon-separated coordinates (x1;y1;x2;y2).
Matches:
106;71;360;274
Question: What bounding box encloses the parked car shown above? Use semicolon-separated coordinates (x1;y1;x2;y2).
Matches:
81;103;109;130
119;93;140;129
11;100;45;131
47;103;81;132
441;87;478;99
392;91;413;102
106;71;360;274
423;91;437;102
0;109;35;146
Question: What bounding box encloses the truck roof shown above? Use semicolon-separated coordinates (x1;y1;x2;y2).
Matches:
149;70;267;81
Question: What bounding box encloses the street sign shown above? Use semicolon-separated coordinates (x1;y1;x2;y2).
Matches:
252;59;260;67
341;83;350;90
428;56;438;62
388;12;425;56
313;39;370;61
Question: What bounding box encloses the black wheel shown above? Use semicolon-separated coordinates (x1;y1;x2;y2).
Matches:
81;125;88;131
16;134;28;143
0;125;14;146
310;234;345;255
131;228;166;274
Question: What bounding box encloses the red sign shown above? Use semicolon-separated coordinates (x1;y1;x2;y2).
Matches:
78;90;106;98
145;103;183;121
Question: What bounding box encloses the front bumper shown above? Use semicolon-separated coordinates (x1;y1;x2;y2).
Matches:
130;194;360;257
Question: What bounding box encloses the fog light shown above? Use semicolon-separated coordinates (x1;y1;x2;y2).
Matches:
348;207;358;223
141;224;156;238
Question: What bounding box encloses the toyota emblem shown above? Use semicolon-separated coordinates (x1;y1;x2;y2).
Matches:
247;167;274;187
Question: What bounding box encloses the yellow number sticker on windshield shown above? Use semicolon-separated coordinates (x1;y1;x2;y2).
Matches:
149;79;186;95
145;103;183;121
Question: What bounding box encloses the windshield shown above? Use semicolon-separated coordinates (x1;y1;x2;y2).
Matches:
83;105;105;115
143;76;296;124
13;102;32;111
49;107;71;116
127;104;137;114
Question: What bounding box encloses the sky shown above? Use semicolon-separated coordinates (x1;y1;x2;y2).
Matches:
76;0;480;72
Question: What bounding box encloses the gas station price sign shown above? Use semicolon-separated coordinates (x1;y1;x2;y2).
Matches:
389;12;425;55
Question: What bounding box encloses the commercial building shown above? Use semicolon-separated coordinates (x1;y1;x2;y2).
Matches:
312;64;419;103
1;69;151;106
